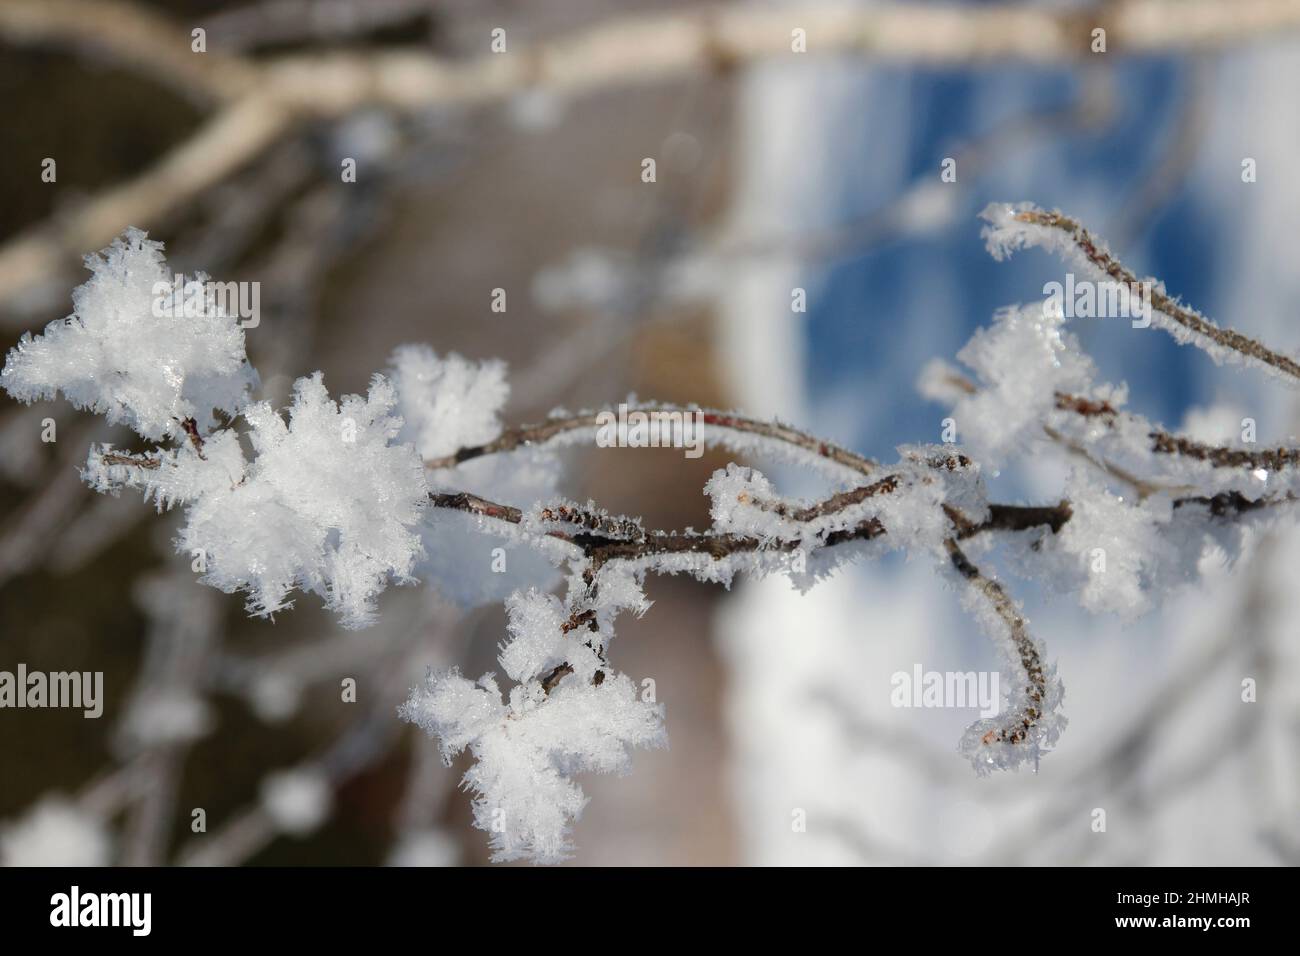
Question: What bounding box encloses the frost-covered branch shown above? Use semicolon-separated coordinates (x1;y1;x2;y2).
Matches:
425;407;878;478
7;205;1299;863
984;203;1300;382
432;487;1077;559
943;538;1063;772
1151;432;1300;472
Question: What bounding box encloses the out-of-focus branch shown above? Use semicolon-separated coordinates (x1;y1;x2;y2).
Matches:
5;0;1300;304
0;420;105;586
1111;60;1210;246
178;599;457;866
10;0;1300;86
0;0;258;103
0;94;294;305
198;0;435;53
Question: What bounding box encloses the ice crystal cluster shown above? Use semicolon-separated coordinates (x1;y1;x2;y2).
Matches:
0;229;256;440
400;593;665;864
6;207;1296;861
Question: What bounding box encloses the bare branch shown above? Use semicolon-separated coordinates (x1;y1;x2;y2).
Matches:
0;0;258;103
8;0;1300;304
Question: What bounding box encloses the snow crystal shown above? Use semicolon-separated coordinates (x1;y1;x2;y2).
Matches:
1051;469;1171;617
89;372;429;627
703;462;786;540
0;229;256;440
83;429;247;512
388;344;508;460
400;666;665;864
949;303;1096;467
980;201;1073;264
498;589;573;683
573;561;654;623
186;373;428;627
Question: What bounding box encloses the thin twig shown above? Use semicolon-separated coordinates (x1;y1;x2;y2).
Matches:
425;406;877;476
1015;209;1300;381
944;538;1048;748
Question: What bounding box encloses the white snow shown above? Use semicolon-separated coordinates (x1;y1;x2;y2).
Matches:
1;229;256;440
